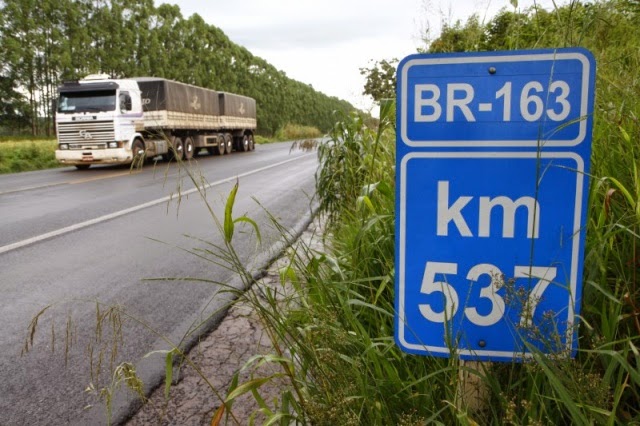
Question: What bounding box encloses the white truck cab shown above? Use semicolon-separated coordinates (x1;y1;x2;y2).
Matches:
55;74;144;169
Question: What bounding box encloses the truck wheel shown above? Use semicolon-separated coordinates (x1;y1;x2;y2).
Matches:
249;134;255;151
132;139;145;166
217;134;225;155
241;135;249;152
172;137;184;161
225;134;232;155
184;137;194;160
75;164;91;170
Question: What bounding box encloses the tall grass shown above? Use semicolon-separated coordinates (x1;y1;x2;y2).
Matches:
0;139;60;173
216;104;465;425
256;123;323;145
275;124;322;142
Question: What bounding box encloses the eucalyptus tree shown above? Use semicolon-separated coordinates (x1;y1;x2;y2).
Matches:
2;0;41;134
59;0;94;79
33;0;69;135
123;0;155;77
0;76;30;133
182;14;210;86
0;1;29;132
92;0;132;78
151;4;185;81
217;30;249;93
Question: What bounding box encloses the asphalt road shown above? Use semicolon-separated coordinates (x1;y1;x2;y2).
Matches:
0;142;318;425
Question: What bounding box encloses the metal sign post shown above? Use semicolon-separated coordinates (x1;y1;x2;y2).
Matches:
395;48;596;362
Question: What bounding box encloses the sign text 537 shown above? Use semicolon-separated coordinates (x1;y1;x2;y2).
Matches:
420;261;557;327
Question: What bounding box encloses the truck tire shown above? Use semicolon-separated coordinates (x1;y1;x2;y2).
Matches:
241;135;249;152
184;136;194;160
225;134;232;155
75;164;91;170
216;134;225;155
132;139;145;166
249;134;255;151
172;137;184;161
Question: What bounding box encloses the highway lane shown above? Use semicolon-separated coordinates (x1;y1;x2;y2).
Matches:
0;142;318;425
0;144;311;249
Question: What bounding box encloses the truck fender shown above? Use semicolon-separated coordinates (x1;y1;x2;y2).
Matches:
127;133;144;151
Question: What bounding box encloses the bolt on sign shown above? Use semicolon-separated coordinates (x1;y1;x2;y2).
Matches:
394;48;596;361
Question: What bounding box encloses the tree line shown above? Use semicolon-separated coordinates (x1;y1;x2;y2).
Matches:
0;0;354;136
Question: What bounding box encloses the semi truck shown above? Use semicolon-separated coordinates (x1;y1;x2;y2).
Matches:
55;74;257;169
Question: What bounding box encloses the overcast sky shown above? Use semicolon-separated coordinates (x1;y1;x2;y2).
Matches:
156;0;566;113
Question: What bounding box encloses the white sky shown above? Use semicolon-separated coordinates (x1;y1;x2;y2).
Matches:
156;0;566;113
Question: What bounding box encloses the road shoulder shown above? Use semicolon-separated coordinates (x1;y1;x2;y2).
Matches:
127;216;325;425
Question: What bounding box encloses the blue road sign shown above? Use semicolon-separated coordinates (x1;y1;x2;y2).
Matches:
398;49;594;150
395;48;596;362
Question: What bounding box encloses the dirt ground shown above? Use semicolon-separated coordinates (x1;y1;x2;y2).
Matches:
127;217;325;425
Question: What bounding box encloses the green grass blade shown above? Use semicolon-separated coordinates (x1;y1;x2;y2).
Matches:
224;180;239;243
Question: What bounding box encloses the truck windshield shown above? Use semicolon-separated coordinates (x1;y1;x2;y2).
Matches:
58;90;117;113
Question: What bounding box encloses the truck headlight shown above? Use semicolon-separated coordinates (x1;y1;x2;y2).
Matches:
108;142;119;148
59;144;69;150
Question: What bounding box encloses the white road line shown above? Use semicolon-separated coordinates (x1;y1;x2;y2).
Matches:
0;154;315;255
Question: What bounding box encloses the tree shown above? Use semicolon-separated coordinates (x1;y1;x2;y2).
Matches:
2;0;40;135
428;15;485;53
360;58;397;103
0;76;30;133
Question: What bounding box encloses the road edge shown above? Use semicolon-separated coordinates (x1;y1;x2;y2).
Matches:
94;203;320;425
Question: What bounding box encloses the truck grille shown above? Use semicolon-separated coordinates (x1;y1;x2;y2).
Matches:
57;120;115;149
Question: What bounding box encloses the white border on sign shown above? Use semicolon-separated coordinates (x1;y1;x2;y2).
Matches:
397;151;585;359
400;52;591;148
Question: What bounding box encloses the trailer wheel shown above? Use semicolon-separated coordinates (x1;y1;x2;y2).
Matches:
241;135;249;152
249;134;255;151
184;137;194;160
216;134;225;155
225;134;232;155
172;137;184;161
